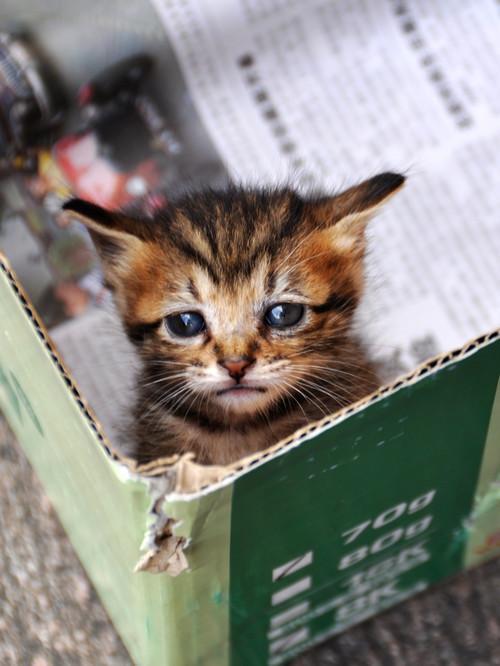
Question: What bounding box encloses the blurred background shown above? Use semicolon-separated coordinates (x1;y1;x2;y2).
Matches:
0;0;227;329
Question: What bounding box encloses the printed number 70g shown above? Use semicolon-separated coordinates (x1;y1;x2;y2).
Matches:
341;490;436;545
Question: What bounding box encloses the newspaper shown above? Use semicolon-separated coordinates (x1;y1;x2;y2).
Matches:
149;0;500;373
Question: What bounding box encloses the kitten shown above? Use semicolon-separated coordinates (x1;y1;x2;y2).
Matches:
62;173;405;466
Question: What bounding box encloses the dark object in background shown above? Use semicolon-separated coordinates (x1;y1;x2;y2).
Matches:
53;53;180;211
78;54;182;158
0;32;65;173
78;54;153;109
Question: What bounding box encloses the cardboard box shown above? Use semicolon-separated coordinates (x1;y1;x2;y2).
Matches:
1;251;499;666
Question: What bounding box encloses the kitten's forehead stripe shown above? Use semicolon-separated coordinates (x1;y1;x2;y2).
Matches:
266;270;277;294
168;233;220;283
188;279;201;301
168;188;307;283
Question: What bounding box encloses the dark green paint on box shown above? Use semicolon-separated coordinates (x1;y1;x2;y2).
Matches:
229;340;500;665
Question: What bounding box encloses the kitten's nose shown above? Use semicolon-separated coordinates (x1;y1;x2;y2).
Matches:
220;357;255;382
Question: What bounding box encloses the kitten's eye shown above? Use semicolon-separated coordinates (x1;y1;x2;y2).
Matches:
264;303;304;328
165;312;206;337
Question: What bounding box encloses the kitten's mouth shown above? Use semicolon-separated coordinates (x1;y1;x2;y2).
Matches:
216;385;266;396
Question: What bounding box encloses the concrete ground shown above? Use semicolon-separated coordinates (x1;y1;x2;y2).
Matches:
1;416;499;666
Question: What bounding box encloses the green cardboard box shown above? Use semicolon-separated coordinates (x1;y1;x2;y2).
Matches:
0;252;499;665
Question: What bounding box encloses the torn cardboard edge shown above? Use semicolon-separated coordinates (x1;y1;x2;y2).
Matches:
134;524;188;575
134;475;189;575
1;251;499;498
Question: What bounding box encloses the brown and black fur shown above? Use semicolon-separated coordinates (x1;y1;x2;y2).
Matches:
63;173;405;466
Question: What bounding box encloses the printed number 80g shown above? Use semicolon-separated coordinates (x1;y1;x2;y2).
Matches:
338;490;436;571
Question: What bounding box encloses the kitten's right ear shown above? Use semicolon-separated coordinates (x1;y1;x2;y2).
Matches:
62;199;152;264
306;172;405;258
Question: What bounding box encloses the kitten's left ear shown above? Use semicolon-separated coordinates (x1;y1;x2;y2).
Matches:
61;198;154;264
61;198;158;292
311;172;406;253
62;198;153;240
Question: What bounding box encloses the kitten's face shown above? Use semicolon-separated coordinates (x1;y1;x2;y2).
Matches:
64;174;404;428
126;228;359;419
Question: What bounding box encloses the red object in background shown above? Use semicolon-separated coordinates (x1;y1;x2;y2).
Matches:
54;132;161;209
2;47;176;214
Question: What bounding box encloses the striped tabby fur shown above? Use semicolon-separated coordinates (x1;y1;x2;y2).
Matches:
63;173;405;465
